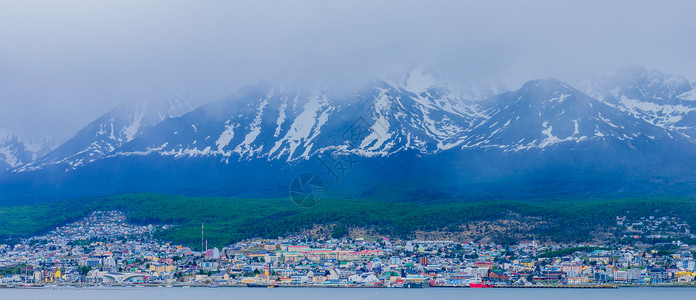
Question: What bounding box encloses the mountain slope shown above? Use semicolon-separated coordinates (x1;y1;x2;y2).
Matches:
15;95;193;172
0;134;57;172
581;66;696;139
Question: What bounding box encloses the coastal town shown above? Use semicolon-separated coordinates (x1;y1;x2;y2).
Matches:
1;211;695;288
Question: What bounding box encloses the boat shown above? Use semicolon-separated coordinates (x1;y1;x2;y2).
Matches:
429;279;448;287
467;278;493;288
246;283;277;288
429;279;466;288
397;282;424;288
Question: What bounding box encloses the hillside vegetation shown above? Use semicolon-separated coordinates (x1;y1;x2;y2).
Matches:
1;194;695;249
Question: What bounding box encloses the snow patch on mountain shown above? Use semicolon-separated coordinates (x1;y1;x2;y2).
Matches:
548;93;570;104
620;96;696;127
360;92;393;152
403;68;438;95
234;99;269;156
121;102;145;142
0;133;59;172
216;122;238;151
679;88;696;101
269;91;333;160
274;97;289;138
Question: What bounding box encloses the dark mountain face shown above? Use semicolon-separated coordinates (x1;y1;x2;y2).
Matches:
2;70;696;205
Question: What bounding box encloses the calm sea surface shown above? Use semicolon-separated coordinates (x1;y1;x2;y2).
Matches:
0;287;693;300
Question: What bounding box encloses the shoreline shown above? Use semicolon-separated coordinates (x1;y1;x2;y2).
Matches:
3;283;696;289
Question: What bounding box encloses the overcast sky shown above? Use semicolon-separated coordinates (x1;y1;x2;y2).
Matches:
1;0;695;140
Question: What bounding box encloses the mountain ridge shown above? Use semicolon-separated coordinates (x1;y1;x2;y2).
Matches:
2;69;696;204
0;133;58;172
15;94;193;172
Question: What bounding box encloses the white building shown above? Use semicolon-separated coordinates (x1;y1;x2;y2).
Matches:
613;270;627;281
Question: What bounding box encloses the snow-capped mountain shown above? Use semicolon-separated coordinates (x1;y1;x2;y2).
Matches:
113;70;488;162
3;68;696;204
0;133;57;172
464;78;679;151
16;94;193;172
581;66;696;139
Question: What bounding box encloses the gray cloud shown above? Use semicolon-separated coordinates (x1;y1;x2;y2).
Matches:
1;0;695;139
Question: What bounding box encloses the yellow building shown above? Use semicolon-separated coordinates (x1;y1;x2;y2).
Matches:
149;264;175;273
241;277;259;284
674;271;693;278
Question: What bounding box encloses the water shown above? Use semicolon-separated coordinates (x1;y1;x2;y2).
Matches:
0;287;692;300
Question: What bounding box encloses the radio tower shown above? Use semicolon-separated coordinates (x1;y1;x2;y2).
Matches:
201;222;204;252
